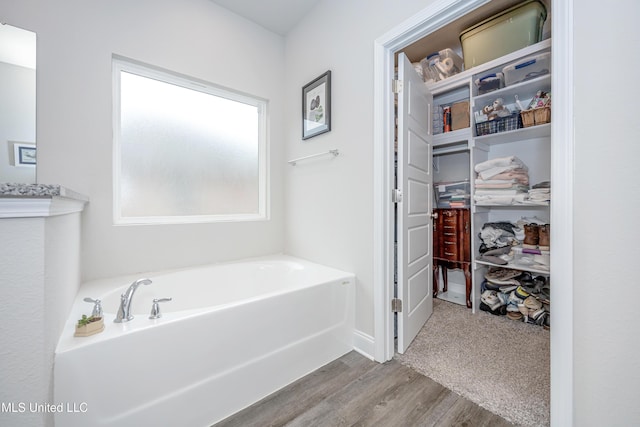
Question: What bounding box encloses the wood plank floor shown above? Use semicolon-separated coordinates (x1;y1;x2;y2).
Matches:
213;351;513;427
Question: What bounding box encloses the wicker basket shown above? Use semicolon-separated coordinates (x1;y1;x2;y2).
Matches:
521;106;551;128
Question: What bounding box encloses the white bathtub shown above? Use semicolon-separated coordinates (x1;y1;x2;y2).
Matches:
54;255;355;426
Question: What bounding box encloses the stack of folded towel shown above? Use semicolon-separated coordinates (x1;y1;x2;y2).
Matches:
526;181;551;205
474;156;530;205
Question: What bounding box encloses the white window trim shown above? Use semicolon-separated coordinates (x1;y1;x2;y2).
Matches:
112;57;269;225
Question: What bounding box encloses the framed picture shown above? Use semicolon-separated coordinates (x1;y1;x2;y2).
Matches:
302;70;331;140
14;142;36;166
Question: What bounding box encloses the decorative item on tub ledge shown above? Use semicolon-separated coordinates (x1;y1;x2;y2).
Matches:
302;70;331;140
74;315;104;337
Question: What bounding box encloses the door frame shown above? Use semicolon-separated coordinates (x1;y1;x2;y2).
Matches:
372;0;574;426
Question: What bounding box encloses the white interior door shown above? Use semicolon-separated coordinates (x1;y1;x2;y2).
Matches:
396;52;434;354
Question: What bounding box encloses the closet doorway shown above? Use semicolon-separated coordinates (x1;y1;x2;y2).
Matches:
372;0;574;425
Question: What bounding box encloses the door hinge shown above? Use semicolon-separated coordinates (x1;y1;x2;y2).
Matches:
392;189;402;203
391;298;403;313
392;79;403;94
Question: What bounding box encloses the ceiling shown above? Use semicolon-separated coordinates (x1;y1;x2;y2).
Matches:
209;0;322;35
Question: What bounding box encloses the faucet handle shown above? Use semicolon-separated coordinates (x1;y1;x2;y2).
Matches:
83;297;103;318
149;298;172;319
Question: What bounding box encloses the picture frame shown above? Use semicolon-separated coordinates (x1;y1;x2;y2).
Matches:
302;70;331;140
14;142;36;166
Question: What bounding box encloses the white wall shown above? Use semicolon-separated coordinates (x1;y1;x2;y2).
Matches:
0;218;46;427
573;1;640;425
0;211;81;427
0;62;36;183
434;151;469;183
283;0;433;345
0;0;286;281
284;0;640;423
43;212;83;424
2;0;640;424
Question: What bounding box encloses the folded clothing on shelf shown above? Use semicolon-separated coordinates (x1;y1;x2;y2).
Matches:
527;181;551;204
478;221;522;252
474;157;529;206
474;155;528;180
473;157;550;205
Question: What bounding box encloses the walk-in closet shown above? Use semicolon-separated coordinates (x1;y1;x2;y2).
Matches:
392;1;552;424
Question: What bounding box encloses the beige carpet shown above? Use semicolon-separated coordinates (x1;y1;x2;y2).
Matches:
396;298;550;427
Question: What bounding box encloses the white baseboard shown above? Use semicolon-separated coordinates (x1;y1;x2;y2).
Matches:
353;329;375;360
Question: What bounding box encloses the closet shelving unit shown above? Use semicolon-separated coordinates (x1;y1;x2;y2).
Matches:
426;38;552;311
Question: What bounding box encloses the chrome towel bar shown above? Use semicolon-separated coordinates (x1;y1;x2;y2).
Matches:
288;149;339;166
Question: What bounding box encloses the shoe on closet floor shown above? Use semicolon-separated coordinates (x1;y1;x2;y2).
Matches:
515;285;530;299
539;283;550;303
481;290;502;310
544;313;551;330
485;268;522;285
497;292;510;306
507;311;523;321
479;301;507;316
498;284;518;293
524;296;542;311
506;292;524;312
517;303;528;316
528;275;546;294
533;310;547;325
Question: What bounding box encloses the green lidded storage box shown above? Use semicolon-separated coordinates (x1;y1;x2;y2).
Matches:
460;0;547;70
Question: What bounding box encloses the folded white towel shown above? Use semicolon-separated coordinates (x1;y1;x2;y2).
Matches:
475;186;529;195
478;165;530;180
474;194;527;205
475;179;520;185
475;156;527;173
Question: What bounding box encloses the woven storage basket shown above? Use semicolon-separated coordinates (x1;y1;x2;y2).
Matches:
521;106;551;127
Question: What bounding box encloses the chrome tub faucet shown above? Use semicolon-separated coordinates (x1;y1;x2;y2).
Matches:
114;278;152;323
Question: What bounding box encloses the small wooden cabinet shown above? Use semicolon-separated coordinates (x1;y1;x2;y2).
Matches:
433;208;472;308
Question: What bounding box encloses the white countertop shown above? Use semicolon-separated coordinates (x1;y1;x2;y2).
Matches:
0;183;88;218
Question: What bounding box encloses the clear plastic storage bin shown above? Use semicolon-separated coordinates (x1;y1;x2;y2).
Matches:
434;181;471;208
420;48;463;83
474;72;505;95
502;52;551;86
460;0;547;69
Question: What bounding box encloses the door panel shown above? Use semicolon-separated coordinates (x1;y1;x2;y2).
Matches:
409;131;430;172
396;52;434;354
408;225;429;264
408;180;429;215
408;265;430;313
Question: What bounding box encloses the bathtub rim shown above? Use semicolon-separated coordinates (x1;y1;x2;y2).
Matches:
56;253;355;355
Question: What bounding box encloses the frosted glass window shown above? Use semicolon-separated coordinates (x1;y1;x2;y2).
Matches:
113;59;267;224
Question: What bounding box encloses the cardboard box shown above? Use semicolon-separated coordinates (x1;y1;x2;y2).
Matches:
451;101;470;131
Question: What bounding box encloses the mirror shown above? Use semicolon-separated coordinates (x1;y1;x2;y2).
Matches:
0;23;36;183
